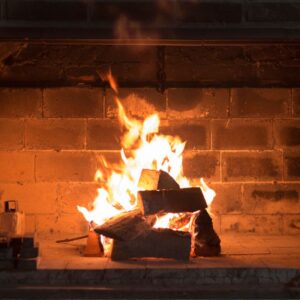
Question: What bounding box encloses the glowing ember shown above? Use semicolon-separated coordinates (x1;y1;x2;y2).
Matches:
77;73;216;251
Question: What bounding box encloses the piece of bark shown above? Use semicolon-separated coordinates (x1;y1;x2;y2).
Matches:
111;228;191;261
138;169;180;190
138;187;207;216
94;210;151;241
192;209;221;257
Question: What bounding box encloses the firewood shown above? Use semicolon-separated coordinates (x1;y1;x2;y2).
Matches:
137;187;207;216
111;228;191;261
84;230;104;257
20;247;39;259
94;210;151;241
0;212;25;236
192;209;221;257
138;169;180;190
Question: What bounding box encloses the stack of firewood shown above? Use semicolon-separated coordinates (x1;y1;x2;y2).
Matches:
93;169;221;260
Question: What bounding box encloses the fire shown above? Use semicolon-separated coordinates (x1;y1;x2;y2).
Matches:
77;73;216;250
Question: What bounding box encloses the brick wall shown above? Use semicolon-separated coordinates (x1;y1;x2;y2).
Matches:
0;87;299;238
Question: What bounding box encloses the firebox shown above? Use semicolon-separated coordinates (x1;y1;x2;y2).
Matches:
0;0;300;298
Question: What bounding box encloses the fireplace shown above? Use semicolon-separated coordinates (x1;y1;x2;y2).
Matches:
0;0;300;298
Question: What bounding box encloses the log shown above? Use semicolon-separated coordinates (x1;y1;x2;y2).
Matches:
192;209;221;257
138;169;180;190
111;228;191;261
137;187;207;216
94;210;151;241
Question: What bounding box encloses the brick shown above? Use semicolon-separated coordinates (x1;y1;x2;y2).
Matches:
284;152;300;180
292;88;300;117
283;215;300;235
0;183;57;214
210;184;242;214
106;88;166;119
25;215;36;234
212;119;272;150
7;0;86;21
26;119;85;150
274;119;300;148
243;184;300;214
247;3;300;22
183;151;220;182
0;119;24;150
221;215;282;235
36;152;97;182
44;88;102;118
87;120;122;150
0;152;34;183
36;213;88;237
0;89;42;117
167;88;229;119
222;152;282;182
57;183;99;214
161;121;210;150
177;1;242;23
231;88;290;117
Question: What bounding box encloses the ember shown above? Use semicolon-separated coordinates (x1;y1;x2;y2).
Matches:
77;72;219;259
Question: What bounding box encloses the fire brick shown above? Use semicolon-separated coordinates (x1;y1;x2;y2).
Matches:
247;3;300;22
0;119;24;150
0;88;42;117
283;215;300;235
167;88;229;119
292;88;300;117
161;121;210;150
284;152;300;180
274;120;300;148
26;119;85;150
210;184;242;214
7;0;87;21
57;183;99;214
35;152;96;182
0;183;57;214
106;88;166;119
222;152;282;182
221;214;282;235
230;88;290;117
87;120;122;150
43;88;103;118
212;119;272;150
243;184;300;214
183;151;220;181
0;152;34;182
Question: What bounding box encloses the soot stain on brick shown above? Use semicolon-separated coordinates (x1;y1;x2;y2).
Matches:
280;127;300;146
252;190;299;202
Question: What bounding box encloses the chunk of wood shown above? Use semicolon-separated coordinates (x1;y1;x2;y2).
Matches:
0;212;25;237
17;258;38;270
138;169;180;190
22;234;36;248
111;228;191;261
84;230;103;257
138;187;207;216
94;210;151;241
20;247;39;259
192;209;221;257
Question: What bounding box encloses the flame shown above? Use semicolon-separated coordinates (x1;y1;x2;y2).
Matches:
77;73;216;251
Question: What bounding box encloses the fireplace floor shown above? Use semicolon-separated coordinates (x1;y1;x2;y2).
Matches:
1;234;299;299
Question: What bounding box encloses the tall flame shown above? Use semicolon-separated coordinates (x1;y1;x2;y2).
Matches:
77;73;216;247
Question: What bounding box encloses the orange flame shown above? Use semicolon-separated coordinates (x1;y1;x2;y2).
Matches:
77;73;216;250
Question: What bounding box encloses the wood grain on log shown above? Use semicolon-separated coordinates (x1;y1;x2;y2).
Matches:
138;187;207;215
94;210;151;241
138;169;180;190
111;228;191;261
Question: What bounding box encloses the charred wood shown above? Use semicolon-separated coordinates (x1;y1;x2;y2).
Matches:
94;210;151;241
111;228;191;261
138;169;180;190
192;209;221;257
138;187;207;215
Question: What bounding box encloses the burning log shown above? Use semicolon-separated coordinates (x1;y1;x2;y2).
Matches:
138;169;180;190
94;210;151;241
192;209;221;257
111;228;191;261
138;187;207;216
